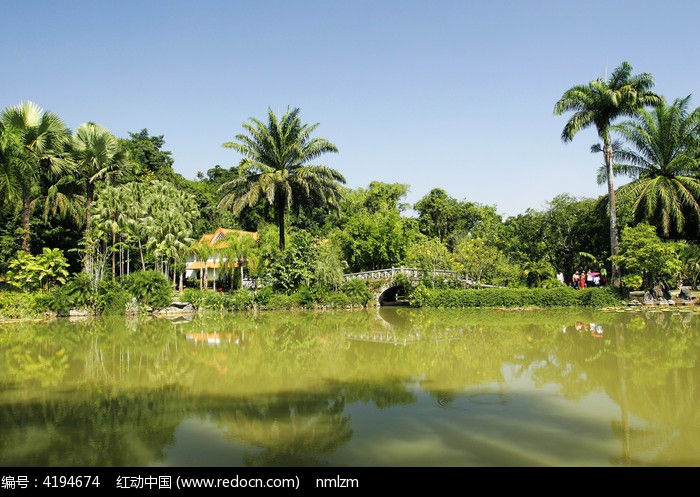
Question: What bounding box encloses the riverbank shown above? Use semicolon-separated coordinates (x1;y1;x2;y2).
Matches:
3;285;697;324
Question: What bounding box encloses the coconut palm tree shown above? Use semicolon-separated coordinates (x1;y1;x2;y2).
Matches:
70;122;132;232
219;107;345;250
554;62;663;288
0;121;22;208
0;101;73;251
595;96;700;239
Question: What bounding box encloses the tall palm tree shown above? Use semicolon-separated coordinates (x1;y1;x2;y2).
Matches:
0;101;72;251
554;62;663;288
91;184;127;278
597;96;700;239
219;107;345;250
70;122;132;232
0;122;19;204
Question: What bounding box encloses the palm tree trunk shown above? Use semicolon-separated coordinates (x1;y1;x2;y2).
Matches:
604;142;621;289
111;231;117;279
85;182;94;233
138;238;146;271
276;204;286;251
21;197;32;252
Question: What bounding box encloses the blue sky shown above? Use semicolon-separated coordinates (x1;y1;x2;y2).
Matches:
2;0;699;218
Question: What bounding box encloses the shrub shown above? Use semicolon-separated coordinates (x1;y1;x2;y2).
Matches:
181;288;206;308
44;285;74;316
325;291;351;308
64;272;96;309
0;290;46;319
5;248;70;291
294;286;315;308
254;286;274;306
122;270;173;308
230;289;256;311
341;279;373;306
263;292;302;310
198;291;230;311
97;279;132;315
414;286;624;308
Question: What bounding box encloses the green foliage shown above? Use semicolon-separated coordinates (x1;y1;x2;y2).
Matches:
413;189;502;247
453;237;502;285
610;222;682;289
338;209;417;272
609;96;700;239
523;259;557;288
121;129;175;180
96;278;132;315
122;270;173;308
341;278;373;306
391;272;411;298
294;285;315;307
198;291;231;311
181;288;206;308
0;290;48;319
678;242;700;288
0;216;22;273
413;286;624;308
64;272;95;308
310;238;347;291
43;272;95;315
263;292;303;310
254;286;274;306
44;285;74;316
404;237;453;272
219;107;344;251
264;232;315;293
5;248;70;291
229;289;256;310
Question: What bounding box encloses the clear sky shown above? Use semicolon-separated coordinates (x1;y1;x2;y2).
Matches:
2;0;698;218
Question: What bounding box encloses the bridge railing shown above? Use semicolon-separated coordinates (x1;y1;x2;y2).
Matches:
343;267;463;282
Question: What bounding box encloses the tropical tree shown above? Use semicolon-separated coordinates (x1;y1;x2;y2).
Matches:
403;237;454;277
610;222;682;291
597;96;700;239
453;237;502;286
70;122;133;231
0;121;21;209
219;107;345;250
221;231;259;290
91;184;127;278
554;61;663;288
413;188;465;244
0;101;72;251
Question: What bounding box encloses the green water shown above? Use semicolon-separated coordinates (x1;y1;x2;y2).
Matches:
0;307;698;467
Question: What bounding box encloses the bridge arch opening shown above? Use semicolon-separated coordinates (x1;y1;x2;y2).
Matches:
378;285;409;306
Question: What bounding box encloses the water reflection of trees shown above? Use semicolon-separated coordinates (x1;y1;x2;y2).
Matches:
0;309;698;466
511;311;700;466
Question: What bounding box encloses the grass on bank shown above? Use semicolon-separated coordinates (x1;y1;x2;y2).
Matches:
0;282;641;322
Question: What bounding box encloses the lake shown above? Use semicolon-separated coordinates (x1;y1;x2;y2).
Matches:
0;306;698;467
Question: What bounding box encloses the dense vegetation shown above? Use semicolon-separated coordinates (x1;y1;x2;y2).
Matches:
1;62;699;317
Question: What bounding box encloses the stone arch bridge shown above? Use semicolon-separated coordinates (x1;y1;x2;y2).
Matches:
343;267;473;306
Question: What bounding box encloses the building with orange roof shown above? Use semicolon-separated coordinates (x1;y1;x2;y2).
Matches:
185;227;259;287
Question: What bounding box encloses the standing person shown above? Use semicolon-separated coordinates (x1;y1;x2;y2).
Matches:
600;268;607;286
572;271;580;289
579;270;586;289
586;269;594;288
